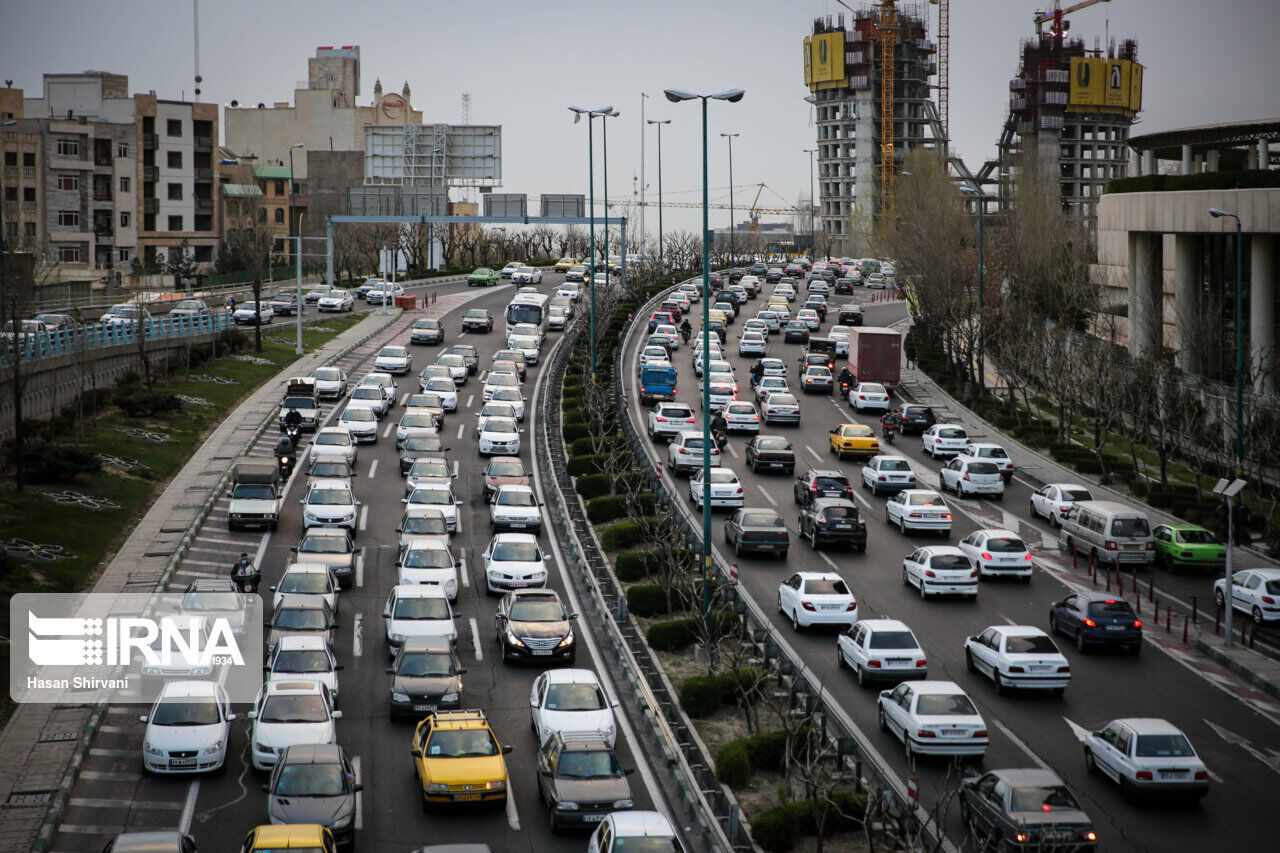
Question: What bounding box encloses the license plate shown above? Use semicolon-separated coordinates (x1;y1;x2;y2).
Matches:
413;704;436;712
1105;625;1123;631
508;522;527;528
169;758;196;768
834;523;851;529
531;649;553;656
507;581;528;588
886;658;910;665
582;814;605;822
1030;665;1053;672
766;462;782;468
942;729;967;737
1161;770;1188;780
821;604;842;611
1124;543;1141;550
454;793;482;801
1044;831;1073;842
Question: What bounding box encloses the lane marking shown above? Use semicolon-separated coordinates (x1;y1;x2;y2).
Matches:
806;445;822;460
458;558;469;588
69;798;182;810
382;423;394;438
818;552;841;572
468;617;483;661
358;505;368;532
506;782;521;830
456;423;466;439
850;489;873;511
401;392;409;406
353;755;363;829
452;460;459;478
179;779;200;834
990;718;1052;771
724;442;739;458
355;555;364;588
756;485;777;506
368;459;378;479
455;512;463;535
353;612;364;658
465;394;474;409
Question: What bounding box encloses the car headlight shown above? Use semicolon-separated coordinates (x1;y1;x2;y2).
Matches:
613;798;633;809
557;633;575;648
441;692;458;703
202;741;224;755
604;725;616;741
144;742;165;756
391;633;406;644
392;692;410;702
532;571;546;581
485;779;506;790
426;782;449;793
331;813;353;830
557;801;580;811
505;630;526;648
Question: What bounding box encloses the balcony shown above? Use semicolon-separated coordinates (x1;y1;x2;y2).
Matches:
846;51;867;65
1040;91;1068;106
142;133;158;150
195;198;214;213
194;167;213;182
1010;78;1025;91
291;192;309;208
94;156;112;168
92;189;112;202
143;197;158;215
93;228;114;244
1044;69;1070;84
22;166;36;178
1016;121;1035;134
1010;97;1027;111
194;136;213;151
143;166;158;183
1039;115;1064;130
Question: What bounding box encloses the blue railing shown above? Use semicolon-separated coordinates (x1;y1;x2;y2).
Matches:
4;312;233;365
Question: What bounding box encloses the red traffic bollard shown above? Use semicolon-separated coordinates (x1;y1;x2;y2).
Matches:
907;776;919;803
729;563;740;584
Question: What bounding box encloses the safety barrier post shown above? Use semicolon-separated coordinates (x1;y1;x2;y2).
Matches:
1182;613;1189;644
1192;596;1198;625
1149;576;1155;603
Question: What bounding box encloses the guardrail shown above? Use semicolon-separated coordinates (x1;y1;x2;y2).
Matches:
535;318;742;853
2;311;234;366
614;282;959;853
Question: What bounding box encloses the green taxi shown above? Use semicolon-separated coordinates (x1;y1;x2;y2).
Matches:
467;267;500;287
1152;523;1226;573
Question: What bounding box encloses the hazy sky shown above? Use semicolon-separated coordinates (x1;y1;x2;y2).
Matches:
5;0;1278;236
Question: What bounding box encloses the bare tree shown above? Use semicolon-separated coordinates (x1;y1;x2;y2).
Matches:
219;196;275;352
1;245;46;491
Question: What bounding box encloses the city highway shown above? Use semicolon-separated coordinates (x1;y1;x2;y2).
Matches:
51;271;664;852
621;288;1280;852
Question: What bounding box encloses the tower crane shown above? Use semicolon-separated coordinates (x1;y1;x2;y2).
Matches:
1034;0;1111;39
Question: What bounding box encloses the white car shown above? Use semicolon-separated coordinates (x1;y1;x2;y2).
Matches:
1215;568;1280;624
921;423;970;458
500;262;528;279
383;584;457;656
476;401;519;426
721;401;760;433
397;507;451;553
510;322;544;346
689;467;745;510
264;636;341;700
477;416;521;456
667;430;721;475
755;311;781;332
959;529;1033;581
488;387;527;420
547;306;569;329
366;282;405;304
757;357;787;378
337;406;378;443
512;266;543;284
375;345;412;375
902;546;979;600
964;625;1071;695
741;317;769;337
408;317;444;345
638;345;670;370
860;455;916;495
346;386;391;418
420;377;458;411
271;563;339;613
647;402;697;442
530;668;618;747
777;571;858;630
508;334;541;365
357;372;398;406
309;427;357;465
418;366;453;393
1029;483;1094;527
738;331;768;357
754;375;790;402
829;328;851;356
301;479;360;533
796;308;821;331
404;458;455;494
885;489;952;536
557;282;584;302
589;813;680;853
761;392;801;425
838;618;928;686
141;681;234;774
482;370;521;402
772;283;797;301
403;484;462;531
396;411;441;447
939;457;1005;499
435;354;469;385
849;382;890;413
957;442;1015;483
483;532;550;594
1083;718;1210;800
317;291;355;312
678;282;701;302
877;680;988;759
705;378;737;410
396;539;459;599
311;367;348;399
652;324;680;350
305;284;338;304
248;680;340;771
489;484;542;532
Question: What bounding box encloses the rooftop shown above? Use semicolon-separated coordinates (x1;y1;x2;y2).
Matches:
1129;118;1280;158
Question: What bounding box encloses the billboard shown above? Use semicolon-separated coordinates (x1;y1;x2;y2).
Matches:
804;32;845;89
541;194;585;218
484;193;527;218
1128;62;1143;113
1069;57;1142;113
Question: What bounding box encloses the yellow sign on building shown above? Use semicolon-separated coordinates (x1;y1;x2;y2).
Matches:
804;31;846;90
1069;57;1142;114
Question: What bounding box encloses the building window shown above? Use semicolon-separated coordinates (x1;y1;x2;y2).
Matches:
22;151;35;167
117;247;132;262
3;151;14;166
23;186;35;202
119;176;130;193
167;150;182;169
257;208;267;223
194;245;213;262
56;138;80;157
120;211;130;228
4;221;14;238
274;207;285;224
2;186;14;201
274;180;285;196
57;210;79;228
168;215;183;231
166;119;182;137
167;183;183;200
24;222;36;237
117;142;129;158
57;174;79;191
58;245;82;263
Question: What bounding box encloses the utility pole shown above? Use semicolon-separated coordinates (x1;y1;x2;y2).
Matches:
640;92;647;247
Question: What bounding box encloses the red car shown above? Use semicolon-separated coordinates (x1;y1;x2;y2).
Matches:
658;300;683;322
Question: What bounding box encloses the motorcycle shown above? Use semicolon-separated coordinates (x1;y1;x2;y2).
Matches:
680;325;692;344
283;422;301;449
231;558;261;594
276;452;295;479
711;428;729;450
880;418;897;445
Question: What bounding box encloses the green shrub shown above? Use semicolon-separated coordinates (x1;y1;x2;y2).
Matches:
574;473;613;500
563;407;585;424
598;517;662;550
646;617;699;652
116;392;183;418
1074;457;1103;474
19;444;103;483
614;549;687;581
572;436;615;457
587;496;629;523
752;802;807;853
679;675;723;718
567;454;607;477
1127;475;1149;497
562;423;590;442
742;730;790;773
626;584;674;617
715;740;752;788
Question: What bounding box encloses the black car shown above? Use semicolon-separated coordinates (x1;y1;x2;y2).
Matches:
959;769;1097;853
715;289;742;308
837;305;864;326
834;277;855;294
728;269;745;284
265;744;360;848
794;470;854;506
537;732;635;830
461;309;494;332
399;433;448;474
750;262;768;277
447;344;480;374
798;498;867;551
798;352;831;376
386;637;465;719
706;319;727;343
891;404;937;435
1049;592;1142;654
765;267;784;283
818;268;836;283
783;321;810;344
495;589;577;665
746;435;796;474
724;508;790;558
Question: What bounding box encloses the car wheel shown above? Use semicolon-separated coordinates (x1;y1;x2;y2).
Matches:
994;672;1008;695
902;567;910;586
1075;629;1088;652
1084;748;1099;775
1029;500;1038;519
965;649;977;673
1214;588;1226;609
791;610;801;632
776;592;784;614
857;663;871;688
899;517;908;535
878;706;889;732
919;579;929;601
1253;606;1265;625
837;648;847;669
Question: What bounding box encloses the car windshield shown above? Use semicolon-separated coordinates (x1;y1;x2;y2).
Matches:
497;490;536;507
930;553;971;570
274;608;328;630
492;389;522;403
279;573;330;595
351;388;381;401
488;373;518;387
492;541;539;562
176;301;205;312
397;651;457;677
1135;734;1196;758
509;600;566;622
483;418;518;434
1087;600;1136;617
438;355;463;367
487;459;526;477
868;630;918;650
392;597;451;620
425;379;453;392
465;311;488;320
415;319;440;330
182;591;241;612
410;460;449;478
907;493;943;506
314;368;341;381
315;432;351;448
308;489;353;506
404;547;452;569
426;729;498;758
1110;517;1151;537
1009;784;1081;813
804;578;850;595
404;514;447;535
299;534;349;554
916;693;977;716
410;488;453;505
402;414;435;428
274;762;347;797
260;694;328;724
1005;635;1059;655
272;650;331;674
558;749;624;779
404;437;444;453
282;396;314;409
151;698;221;726
342;409;375;423
233;484;274;500
380;347;407;358
986;537;1027;553
545;683;605;711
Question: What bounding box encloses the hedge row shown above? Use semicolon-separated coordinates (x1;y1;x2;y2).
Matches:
626;584;680;618
751;794;868;853
567;454;609;477
1106;169;1280;195
586;493;656;523
574;473;612;500
598;517;664;550
715;729;793;787
614;548;693;582
646;617;700;652
563;423;591;442
679;668;761;718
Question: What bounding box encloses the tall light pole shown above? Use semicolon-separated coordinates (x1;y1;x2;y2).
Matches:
569;105;614;373
1210;207;1245;474
602;109;620;293
665;87;746;634
721;132;739;264
640;92;648;245
803;148;817;258
962;186;987;385
647;119;671;277
1214;477;1247;647
287;143;304;353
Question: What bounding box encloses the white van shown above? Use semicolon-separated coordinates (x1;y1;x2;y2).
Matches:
1059;500;1154;567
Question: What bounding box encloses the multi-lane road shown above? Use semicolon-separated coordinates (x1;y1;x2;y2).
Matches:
50;272;666;852
621;288;1280;852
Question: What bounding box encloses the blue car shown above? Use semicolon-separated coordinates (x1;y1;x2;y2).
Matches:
1049;591;1142;654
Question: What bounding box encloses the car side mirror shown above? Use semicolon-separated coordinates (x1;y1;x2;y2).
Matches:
624;767;636;775
569;613;579;620
382;608;390;618
385;667;395;674
247;711;258;720
331;710;343;719
139;715;149;724
502;744;514;755
261;784;271;793
401;498;409;503
411;748;422;758
289;547;298;553
268;585;277;592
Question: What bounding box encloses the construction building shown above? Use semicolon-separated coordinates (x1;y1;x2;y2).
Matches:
803;5;942;251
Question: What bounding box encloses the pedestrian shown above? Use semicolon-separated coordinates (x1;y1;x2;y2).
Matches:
904;341;917;369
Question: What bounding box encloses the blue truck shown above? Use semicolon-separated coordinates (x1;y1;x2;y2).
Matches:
639;364;679;404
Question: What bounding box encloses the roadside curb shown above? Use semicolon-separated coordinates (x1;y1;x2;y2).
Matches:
1196;634;1280;700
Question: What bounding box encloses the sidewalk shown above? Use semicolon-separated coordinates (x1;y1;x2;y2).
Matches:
0;307;406;853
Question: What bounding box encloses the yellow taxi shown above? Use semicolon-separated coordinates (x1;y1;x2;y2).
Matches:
240;824;336;852
766;301;791;322
554;257;579;272
707;308;727;326
411;709;511;807
829;423;880;460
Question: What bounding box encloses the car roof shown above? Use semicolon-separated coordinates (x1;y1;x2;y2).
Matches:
857;618;910;632
264;679;324;695
495;483;535;494
492;532;538;544
401;636;453;653
543;668;602;685
157;680;220;699
391;583;449;599
247;825;331;844
811;497;856;509
917;545;966;557
308;479;351;491
609;811;677;838
275;635;329;651
279;743;344;766
963;442;1005;451
907;680;964;694
405;538;450;551
994;625;1048;638
796;571;843;581
276;595;330;611
1249;568;1280;578
1112;718;1184;735
973;528;1020;539
989;768;1066;787
185;578;236;592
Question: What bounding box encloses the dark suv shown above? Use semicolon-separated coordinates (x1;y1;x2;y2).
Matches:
495;589;577;665
746;435;796;475
798;498;867;551
891;404;938;435
794;470;854;506
536;731;635;831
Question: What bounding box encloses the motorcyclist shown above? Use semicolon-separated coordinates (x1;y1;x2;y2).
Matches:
283;406;302;431
880;411;898;443
273;434;296;476
749;359;764;388
836;365;855;394
710;408;729;443
679;318;692;343
231;552;259;591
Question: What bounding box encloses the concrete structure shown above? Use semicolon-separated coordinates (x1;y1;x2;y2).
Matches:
223;46;423;182
803;10;941;251
301;149;362;243
1093;119;1280;392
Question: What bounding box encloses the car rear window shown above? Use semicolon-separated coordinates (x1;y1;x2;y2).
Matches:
1135;734;1196;758
1005;635;1059;655
821;506;858;522
930;553;971;571
938;428;966;438
815;476;850;490
867;630;918;650
1062;488;1092;501
804;578;850;596
915;693;977;716
1110;517;1151;537
757;438;791;450
967;462;1000;475
880;459;910;471
740;512;783;527
1010;784;1081;813
1087;600;1135;617
986;537;1027;552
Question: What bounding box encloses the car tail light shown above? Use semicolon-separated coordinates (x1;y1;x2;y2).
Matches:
963;473;971;481
859;394;867;400
1008;666;1026;673
1057;666;1071;673
1015;834;1029;843
1105;540;1118;550
811;485;820;493
909;512;923;519
735;488;743;495
867;660;881;668
1264;596;1276;605
801;601;816;612
1194;771;1208;781
924;570;936;578
1136;771;1153;781
969;570;978;579
678;448;689;455
878;476;887;482
657;416;667;422
915;659;928;668
975;729;988;738
1180;551;1194;558
845;601;857;611
981;553;992;561
1133;620;1142;628
1025;553;1034;561
916;730;937;739
943;513;952;520
1145;541;1154;550
1083;618;1097;627
908;475;916;482
1084;831;1098;842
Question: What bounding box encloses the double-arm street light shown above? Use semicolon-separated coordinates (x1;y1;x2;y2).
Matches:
647;119;671;277
569;105;614;372
601;110;620;293
287;142;305;352
664;86;745;634
1209;206;1245;475
962;185;988;384
721;132;739;264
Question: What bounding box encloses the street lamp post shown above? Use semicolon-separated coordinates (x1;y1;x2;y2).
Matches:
963;186;987;385
803;148;817;257
647;119;671;277
287;143;304;354
1210;207;1245;474
569;106;614;373
1214;477;1247;647
665;87;745;634
602;110;620;294
721;132;739;264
